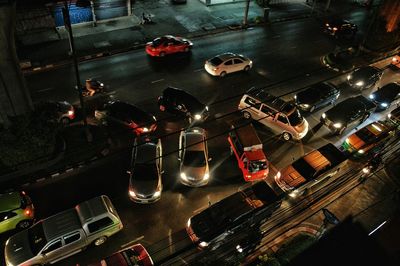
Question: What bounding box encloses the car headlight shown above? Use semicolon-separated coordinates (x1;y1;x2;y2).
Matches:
199;241;208;248
388;113;392;119
153;115;157;121
100;83;104;86
381;102;388;107
203;173;209;180
362;167;370;174
129;190;136;198
142;127;149;132
322;113;326;119
300;104;310;108
236;245;243;253
355;81;364;86
194;114;202;120
345;138;350;144
369;94;375;99
205;106;209;111
68;110;74;116
333;27;338;31
333;123;342;128
187;219;191;227
289;190;299;198
275;171;281;179
358;149;365;154
153;191;161;198
347;75;351;80
180;172;188;181
392;57;397;62
294;95;297;99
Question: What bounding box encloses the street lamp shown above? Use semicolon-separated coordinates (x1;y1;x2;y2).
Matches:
62;0;92;142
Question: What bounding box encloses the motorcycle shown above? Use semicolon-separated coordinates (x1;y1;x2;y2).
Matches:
360;153;382;179
140;13;155;25
82;78;105;97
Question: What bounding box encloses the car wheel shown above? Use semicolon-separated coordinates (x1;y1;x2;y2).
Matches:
94;236;107;246
244;65;250;72
309;105;316;112
243;111;251;119
61;117;70;126
220;71;227;77
282;132;292;141
17;219;33;229
159;52;166;57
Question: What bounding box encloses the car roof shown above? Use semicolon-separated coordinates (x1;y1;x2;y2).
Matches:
42;208;82;240
376;82;400;96
245;88;294;113
162;87;205;111
107;101;153;123
184;129;206;151
0;192;21;211
135;142;157;164
353;66;381;77
214;52;244;60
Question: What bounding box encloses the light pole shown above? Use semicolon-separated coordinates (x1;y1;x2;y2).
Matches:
62;0;92;142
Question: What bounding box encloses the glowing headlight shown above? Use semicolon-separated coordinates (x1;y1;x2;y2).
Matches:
294;95;297;99
369;94;375;99
325;23;330;27
333;123;342;128
381;103;388;107
205;106;209;111
236;245;243;253
392;57;397;62
322;113;326;119
289;190;299;198
187;219;191;227
129;190;136;198
276;171;281;179
345;138;350;144
153;191;161;198
180;172;188;181
68;110;74;116
362;167;370;174
300;104;310;108
358;149;365;154
388;113;392;119
142;127;149;132
333;27;338;31
194;114;202;120
203;173;209;180
153;115;157;121
347;75;351;80
355;81;364;86
199;241;208;248
100;83;104;86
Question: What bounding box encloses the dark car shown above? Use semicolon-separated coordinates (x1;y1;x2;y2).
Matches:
321;95;377;135
323;18;357;39
128;136;163;204
34;101;75;125
158;87;209;122
388;105;400;125
347;66;383;90
369;82;400;111
322;47;357;72
95;101;157;135
145;35;193;57
295;82;340;112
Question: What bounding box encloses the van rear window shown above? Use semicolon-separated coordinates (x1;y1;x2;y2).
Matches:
209;57;223;66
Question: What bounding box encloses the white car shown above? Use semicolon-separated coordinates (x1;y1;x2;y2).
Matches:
179;127;211;187
204;52;252;77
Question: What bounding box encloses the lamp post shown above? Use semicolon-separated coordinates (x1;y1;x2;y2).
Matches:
62;0;92;142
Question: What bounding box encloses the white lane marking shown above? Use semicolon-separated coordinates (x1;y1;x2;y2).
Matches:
151;79;164;83
194;68;203;72
120;235;144;248
37;88;53;92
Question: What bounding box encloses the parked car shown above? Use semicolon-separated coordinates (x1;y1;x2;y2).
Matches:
158;87;209;122
88;243;154;266
387;106;400;125
145;35;193;57
34;101;75;125
322;18;357;39
322;47;356;72
369;82;400;111
390;53;400;69
95;101;157;135
347;66;383;90
128;136;163;204
295;82;340;112
4;195;123;266
341;121;395;157
204;52;252;77
179;127;211;187
239;88;309;141
321;95;377;135
0;191;34;234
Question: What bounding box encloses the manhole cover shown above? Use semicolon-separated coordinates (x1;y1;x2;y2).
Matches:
93;41;112;48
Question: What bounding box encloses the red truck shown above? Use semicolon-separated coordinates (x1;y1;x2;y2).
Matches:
228;119;269;181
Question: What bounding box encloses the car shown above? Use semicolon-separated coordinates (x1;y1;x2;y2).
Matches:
204;52;252;77
88;243;154;266
341;121;395;157
322;47;356;72
323;18;357;39
390;53;400;69
34;101;75;125
347;66;383;90
145;35;193;57
128;136;163;204
387;105;400;125
369;82;400;111
295;82;340;112
0;191;34;234
158;87;209;122
95;101;157;135
179;127;211;187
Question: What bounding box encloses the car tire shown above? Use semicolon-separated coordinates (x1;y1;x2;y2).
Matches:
17;219;33;229
93;236;107;246
244;65;250;72
61;117;70;126
220;71;227;77
242;111;251;119
309;105;316;112
282;132;292;141
159;52;166;57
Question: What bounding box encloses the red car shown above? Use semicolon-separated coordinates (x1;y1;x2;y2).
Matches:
145;35;193;57
88;243;154;266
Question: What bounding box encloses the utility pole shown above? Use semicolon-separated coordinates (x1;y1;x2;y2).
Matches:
243;0;250;28
62;1;92;142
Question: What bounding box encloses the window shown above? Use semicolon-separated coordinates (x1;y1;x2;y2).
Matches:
42;239;62;254
224;60;233;65
0;211;17;221
234;59;243;64
244;97;261;110
261;105;274;116
277;114;288;124
64;232;81;245
88;217;113;233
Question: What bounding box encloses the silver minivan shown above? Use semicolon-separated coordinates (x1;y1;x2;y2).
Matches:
238;88;309;141
4;195;123;266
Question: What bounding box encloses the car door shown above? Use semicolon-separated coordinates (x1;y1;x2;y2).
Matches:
223;59;234;73
41;238;63;263
349;109;363;128
61;231;85;259
275;113;291;135
233;58;245;72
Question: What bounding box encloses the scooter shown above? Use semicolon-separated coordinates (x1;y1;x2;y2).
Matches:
140;13;155;25
82;78;105;97
360;154;382;179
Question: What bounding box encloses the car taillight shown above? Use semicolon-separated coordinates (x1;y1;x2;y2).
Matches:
68;110;74;117
25;209;31;216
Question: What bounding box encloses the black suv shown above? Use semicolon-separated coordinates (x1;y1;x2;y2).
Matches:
321;95;377;135
323;18;357;39
295;82;340;113
347;66;383;90
369;82;400;111
158;87;209;122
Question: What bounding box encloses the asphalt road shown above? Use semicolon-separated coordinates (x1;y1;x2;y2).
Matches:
3;14;400;265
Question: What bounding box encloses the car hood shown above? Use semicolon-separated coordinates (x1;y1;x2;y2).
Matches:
296;90;320;105
325;100;363;123
181;164;207;181
5;230;35;265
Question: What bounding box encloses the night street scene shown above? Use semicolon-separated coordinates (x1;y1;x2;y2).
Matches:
1;0;400;265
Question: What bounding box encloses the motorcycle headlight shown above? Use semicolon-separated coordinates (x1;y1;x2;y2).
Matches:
194;114;202;120
322;113;326;119
358;149;365;154
380;102;388;107
355;81;364;86
68;110;74;116
199;241;208;248
289;190;299;198
142;127;149;132
362;167;370;174
100;83;104;87
333;123;342;128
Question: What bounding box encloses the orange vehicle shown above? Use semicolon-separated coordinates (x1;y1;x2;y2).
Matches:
228;119;269;181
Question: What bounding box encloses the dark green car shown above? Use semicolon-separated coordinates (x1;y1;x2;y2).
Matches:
0;191;34;234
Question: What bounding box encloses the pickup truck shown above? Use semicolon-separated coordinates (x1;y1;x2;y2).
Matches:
186;181;281;250
321;95;377;135
274;143;348;198
5;195;123;266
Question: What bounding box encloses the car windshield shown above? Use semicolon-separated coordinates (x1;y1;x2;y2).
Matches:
28;223;47;255
248;160;268;173
183;151;206;167
209;57;223;66
135;164;158;181
292;158;316;182
152;38;163;47
287;110;304;126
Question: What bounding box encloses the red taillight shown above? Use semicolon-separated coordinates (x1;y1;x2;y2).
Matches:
25;209;31;216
